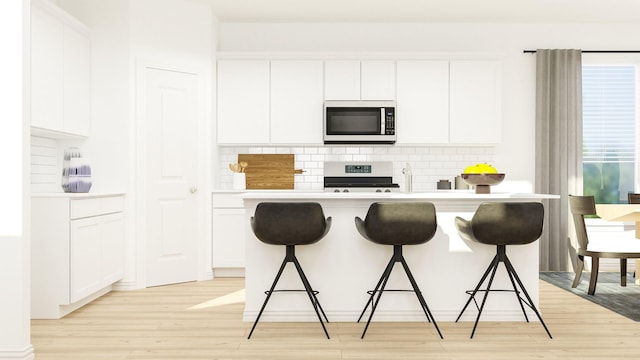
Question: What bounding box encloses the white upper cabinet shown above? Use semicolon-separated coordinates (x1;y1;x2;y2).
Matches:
31;0;91;138
396;59;502;145
361;60;396;100
324;60;360;100
215;55;502;146
62;27;91;137
396;60;450;144
270;60;324;144
449;60;502;144
324;60;396;100
216;60;270;144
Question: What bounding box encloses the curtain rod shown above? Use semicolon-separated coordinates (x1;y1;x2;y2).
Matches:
523;50;640;54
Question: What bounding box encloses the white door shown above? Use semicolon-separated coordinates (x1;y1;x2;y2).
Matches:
144;66;199;287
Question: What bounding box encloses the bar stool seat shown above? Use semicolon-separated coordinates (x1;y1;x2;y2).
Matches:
248;202;332;339
355;201;443;339
454;202;552;339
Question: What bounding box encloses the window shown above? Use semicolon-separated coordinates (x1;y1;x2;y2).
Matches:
582;65;636;204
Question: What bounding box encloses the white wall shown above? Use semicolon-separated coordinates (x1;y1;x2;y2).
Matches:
217;22;640;190
0;0;33;358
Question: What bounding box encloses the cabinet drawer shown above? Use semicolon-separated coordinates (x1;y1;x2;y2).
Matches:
101;196;125;214
70;196;124;219
70;198;101;219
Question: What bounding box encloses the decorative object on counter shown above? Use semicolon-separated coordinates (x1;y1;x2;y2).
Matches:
455;175;470;190
238;154;302;190
461;163;504;194
232;173;246;190
437;179;451;190
229;161;247;190
61;147;92;193
460;173;505;194
228;162;248;173
402;163;413;193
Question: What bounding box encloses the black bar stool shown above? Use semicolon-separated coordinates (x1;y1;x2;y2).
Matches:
248;202;332;339
454;202;552;339
355;202;443;339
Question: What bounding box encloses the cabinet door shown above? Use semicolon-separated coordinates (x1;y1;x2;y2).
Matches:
63;25;91;136
217;60;270;144
396;60;449;144
449;60;502;144
100;212;125;286
324;60;360;100
212;208;246;268
70;216;102;303
361;60;396;100
270;60;324;144
31;5;64;131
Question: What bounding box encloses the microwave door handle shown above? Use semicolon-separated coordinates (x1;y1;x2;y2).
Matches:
380;107;385;135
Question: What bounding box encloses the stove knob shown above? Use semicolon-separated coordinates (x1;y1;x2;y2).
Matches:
343;189;349;193
384;189;391;193
376;189;382;193
334;189;341;193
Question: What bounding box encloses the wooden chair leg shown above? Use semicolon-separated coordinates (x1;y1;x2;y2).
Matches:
572;255;584;288
620;258;627;287
588;257;599;295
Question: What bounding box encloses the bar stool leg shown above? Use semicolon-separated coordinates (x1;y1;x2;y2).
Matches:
291;255;330;339
360;256;395;339
399;257;443;339
247;256;289;339
455;254;499;323
357;255;396;323
470;259;499;338
503;255;553;339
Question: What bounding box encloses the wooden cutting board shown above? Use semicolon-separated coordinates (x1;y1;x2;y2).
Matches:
238;154;296;189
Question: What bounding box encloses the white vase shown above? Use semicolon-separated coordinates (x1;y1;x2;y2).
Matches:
232;173;246;190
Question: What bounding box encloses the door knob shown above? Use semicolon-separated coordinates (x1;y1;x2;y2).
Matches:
190;187;198;194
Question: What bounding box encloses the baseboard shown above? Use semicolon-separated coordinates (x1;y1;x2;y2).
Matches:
0;345;34;360
213;267;245;278
242;309;540;323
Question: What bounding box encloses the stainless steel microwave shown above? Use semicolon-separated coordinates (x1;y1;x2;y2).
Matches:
323;100;396;144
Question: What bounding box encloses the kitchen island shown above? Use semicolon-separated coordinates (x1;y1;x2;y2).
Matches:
241;191;559;323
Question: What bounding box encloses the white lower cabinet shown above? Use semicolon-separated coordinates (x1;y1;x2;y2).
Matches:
211;193;245;276
31;194;125;319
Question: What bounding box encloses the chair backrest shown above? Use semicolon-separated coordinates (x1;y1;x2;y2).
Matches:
358;202;437;246
251;202;330;246
470;202;544;246
629;193;640;204
568;195;596;250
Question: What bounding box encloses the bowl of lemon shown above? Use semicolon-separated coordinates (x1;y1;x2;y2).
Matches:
461;163;505;194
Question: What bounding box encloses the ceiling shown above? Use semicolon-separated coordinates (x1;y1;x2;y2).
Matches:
203;0;640;23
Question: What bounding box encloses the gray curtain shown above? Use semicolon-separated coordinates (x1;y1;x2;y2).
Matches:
535;49;583;271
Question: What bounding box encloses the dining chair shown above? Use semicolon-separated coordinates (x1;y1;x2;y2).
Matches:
568;195;640;295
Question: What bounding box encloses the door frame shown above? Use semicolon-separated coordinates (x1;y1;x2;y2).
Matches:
133;59;212;288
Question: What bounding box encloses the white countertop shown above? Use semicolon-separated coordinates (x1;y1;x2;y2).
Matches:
31;192;126;198
239;190;560;201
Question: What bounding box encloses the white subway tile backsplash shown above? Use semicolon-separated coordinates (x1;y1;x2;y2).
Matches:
217;145;495;190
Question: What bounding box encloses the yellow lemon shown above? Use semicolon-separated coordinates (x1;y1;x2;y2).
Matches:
463;163;497;174
463;164;479;174
477;163;498;174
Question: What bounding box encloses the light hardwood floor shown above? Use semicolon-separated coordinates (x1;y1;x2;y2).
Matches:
31;277;640;359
